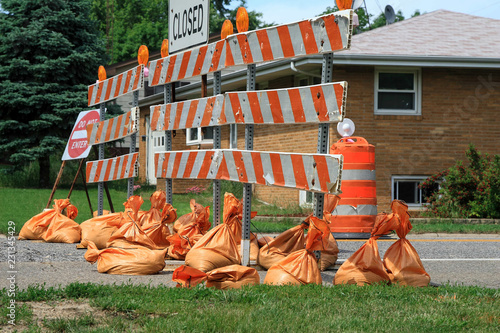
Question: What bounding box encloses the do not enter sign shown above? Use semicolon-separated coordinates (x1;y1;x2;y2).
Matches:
62;110;100;161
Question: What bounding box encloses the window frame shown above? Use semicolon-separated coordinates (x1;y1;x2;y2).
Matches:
299;190;314;208
186;127;214;146
391;175;440;208
374;67;422;116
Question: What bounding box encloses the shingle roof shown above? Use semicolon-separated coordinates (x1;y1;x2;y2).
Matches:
343;10;500;59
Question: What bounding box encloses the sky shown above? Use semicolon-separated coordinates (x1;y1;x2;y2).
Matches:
229;0;500;25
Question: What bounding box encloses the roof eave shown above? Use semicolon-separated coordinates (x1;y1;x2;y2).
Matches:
329;54;500;68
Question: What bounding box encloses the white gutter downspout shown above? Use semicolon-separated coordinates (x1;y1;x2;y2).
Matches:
290;61;322;78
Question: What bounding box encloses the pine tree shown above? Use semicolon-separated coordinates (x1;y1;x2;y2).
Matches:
0;0;106;187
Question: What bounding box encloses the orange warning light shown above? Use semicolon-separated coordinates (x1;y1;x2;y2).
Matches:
98;65;106;81
221;19;234;39
161;39;169;58
236;7;249;33
137;45;149;65
336;0;353;10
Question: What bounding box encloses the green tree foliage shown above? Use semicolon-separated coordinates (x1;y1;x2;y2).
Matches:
0;0;106;188
318;6;419;34
91;0;270;63
209;0;272;36
421;145;500;218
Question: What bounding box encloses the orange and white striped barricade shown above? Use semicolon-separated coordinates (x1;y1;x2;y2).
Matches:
149;82;347;130
86;153;139;184
154;150;343;194
148;10;353;86
87;65;144;107
86;108;139;145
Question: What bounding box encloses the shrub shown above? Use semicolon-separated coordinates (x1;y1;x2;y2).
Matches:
421;145;500;218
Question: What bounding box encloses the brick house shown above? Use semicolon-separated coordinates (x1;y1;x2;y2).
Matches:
131;10;500;214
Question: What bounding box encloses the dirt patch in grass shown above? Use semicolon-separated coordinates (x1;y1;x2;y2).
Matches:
3;300;106;332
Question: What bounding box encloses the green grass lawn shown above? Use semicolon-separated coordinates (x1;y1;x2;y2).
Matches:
1;283;498;332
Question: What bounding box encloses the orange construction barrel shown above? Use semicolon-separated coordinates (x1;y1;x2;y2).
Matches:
327;136;377;236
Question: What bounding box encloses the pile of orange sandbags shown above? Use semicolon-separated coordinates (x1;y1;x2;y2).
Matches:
264;216;331;285
334;200;430;286
83;192;180;275
19;199;81;243
383;201;430;286
167;199;210;259
334;211;398;286
77;196;143;249
173;264;260;289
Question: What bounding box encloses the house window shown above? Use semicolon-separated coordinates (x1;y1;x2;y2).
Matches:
299;190;314;207
392;176;440;206
186;127;214;145
375;68;421;115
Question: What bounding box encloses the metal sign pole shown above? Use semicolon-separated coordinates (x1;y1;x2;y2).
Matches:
213;71;222;226
242;64;256;266
164;83;173;204
313;53;334;259
127;91;139;198
97;102;106;215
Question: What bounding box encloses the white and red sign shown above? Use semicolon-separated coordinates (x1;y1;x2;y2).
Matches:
62;109;100;161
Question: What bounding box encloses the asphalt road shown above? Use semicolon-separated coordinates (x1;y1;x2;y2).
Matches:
1;233;498;290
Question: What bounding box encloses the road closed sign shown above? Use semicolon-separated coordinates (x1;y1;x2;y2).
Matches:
62;109;100;161
168;0;209;53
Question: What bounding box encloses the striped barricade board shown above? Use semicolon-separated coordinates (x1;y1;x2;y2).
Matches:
154;149;343;194
86;153;139;183
150;82;347;131
148;10;353;86
88;65;144;107
86;108;139;145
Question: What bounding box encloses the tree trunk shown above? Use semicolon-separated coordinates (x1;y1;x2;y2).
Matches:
39;157;51;188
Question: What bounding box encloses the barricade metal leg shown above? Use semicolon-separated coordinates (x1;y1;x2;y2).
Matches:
242;64;256;266
314;53;334;259
97;102;105;215
213;71;222;226
127;91;138;198
164;83;173;204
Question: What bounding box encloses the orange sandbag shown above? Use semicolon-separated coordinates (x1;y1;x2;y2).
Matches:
257;236;274;247
123;195;145;221
221;193;259;260
140;191;167;228
77;211;133;249
257;222;308;270
173;199;210;234
185;219;241;272
107;220;158;249
19;199;72;240
206;265;260;289
143;203;177;248
107;196;159;249
264;217;329;286
93;210;110;217
334;212;399;286
84;241;167;275
309;195;341;271
172;265;208;288
43;214;81;243
65;204;78;220
383;200;430;286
